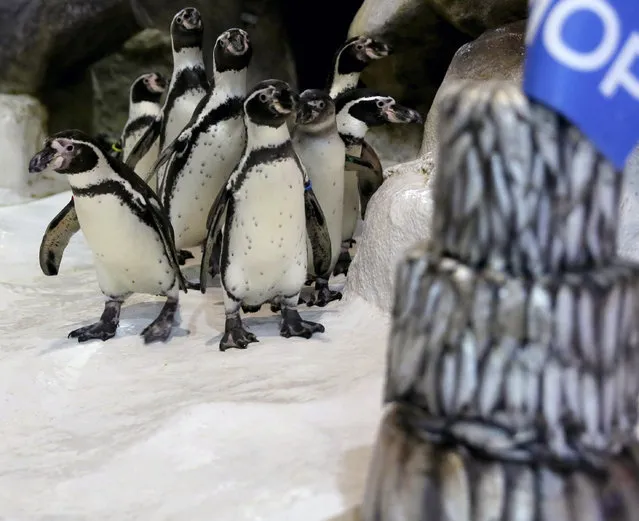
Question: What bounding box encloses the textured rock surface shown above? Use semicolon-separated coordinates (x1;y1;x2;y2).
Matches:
420;21;526;167
344;161;432;311
0;95;68;205
0;0;138;95
91;29;173;137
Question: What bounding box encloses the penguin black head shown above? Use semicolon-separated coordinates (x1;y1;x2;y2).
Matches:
29;130;104;175
295;89;336;132
335;36;393;76
213;28;253;73
130;72;167;104
243;80;300;128
335;89;422;142
171;7;204;52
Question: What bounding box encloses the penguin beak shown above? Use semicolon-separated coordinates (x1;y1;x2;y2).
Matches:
29;139;74;173
273;88;299;116
149;74;167;93
28;146;56;174
180;8;202;30
365;39;392;60
226;30;249;55
383;104;423;125
295;102;314;125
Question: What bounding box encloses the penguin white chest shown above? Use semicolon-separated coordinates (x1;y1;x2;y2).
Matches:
164;91;206;146
294;133;345;269
224;159;307;304
342;143;362;241
168;116;245;249
73;193;173;296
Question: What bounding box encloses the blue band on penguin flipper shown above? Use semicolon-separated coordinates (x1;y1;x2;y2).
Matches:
304;181;312;192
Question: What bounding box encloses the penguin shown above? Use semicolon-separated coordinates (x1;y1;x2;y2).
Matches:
334;89;423;275
327;35;392;99
29;130;188;344
120;72;167;184
292;89;344;307
199;79;327;351
327;35;393;275
124;7;208;184
152;28;252;275
38;134;128;277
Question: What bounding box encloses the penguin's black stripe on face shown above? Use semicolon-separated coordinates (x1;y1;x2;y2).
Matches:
163;96;244;207
131;80;163;104
229;141;297;192
125;115;158;136
336;39;370;76
347;98;390;127
334;88;381;115
214;40;253;73
171;7;204;53
71;180;155;230
172;28;204;52
56;144;100;175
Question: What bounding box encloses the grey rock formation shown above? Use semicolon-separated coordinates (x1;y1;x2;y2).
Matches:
343;159;432;312
0;0;139;95
91;29;173;137
421;20;525;167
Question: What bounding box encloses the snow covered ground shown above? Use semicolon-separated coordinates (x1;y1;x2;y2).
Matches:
0;191;390;520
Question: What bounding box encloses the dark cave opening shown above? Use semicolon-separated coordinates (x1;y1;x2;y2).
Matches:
279;0;365;91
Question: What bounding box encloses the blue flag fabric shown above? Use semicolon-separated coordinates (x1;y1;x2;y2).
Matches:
523;0;639;170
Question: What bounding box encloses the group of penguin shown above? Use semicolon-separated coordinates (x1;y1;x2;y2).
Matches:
27;7;423;351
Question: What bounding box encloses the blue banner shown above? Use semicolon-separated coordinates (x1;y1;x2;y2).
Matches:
523;0;639;170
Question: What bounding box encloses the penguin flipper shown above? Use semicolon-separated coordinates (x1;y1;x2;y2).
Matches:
125;116;162;170
304;184;332;279
200;185;230;293
357;140;384;219
39;197;81;276
143;196;188;294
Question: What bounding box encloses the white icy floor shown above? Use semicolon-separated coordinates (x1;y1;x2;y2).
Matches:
0;191;390;521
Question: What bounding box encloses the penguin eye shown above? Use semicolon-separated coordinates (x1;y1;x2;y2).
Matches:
355;44;364;51
376;100;385;108
65;144;74;152
176;16;183;25
317;101;325;109
259;93;268;102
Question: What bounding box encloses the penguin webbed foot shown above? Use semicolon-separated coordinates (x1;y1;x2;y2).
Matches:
332;251;352;277
68;321;117;342
279;307;325;339
177;249;194;266
220;313;258;351
141;297;178;344
185;279;201;291
306;279;342;308
68;299;121;343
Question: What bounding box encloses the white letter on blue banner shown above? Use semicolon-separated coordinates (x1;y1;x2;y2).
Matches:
524;0;639;170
